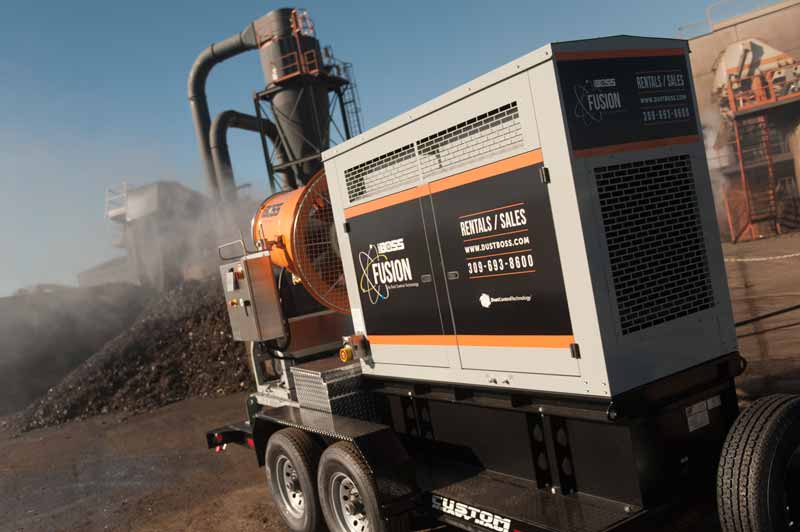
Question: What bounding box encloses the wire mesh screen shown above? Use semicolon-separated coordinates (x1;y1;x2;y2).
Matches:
344;144;419;203
416;101;523;179
293;173;350;313
342;102;524;205
595;154;715;335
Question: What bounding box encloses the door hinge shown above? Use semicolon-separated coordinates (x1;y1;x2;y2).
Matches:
539;166;551;184
343;222;351;233
570;343;581;359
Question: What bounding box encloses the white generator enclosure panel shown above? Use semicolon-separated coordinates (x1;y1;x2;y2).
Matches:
323;36;737;399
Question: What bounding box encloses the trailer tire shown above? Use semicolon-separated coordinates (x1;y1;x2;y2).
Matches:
265;428;324;532
318;441;411;532
717;394;800;532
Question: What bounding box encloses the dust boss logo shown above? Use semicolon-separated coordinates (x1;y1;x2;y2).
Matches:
479;293;532;308
358;238;414;304
573;77;623;125
431;495;512;532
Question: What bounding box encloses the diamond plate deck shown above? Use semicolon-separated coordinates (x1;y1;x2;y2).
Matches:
424;464;635;532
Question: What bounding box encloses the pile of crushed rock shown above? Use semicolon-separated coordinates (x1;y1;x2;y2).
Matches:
20;277;249;431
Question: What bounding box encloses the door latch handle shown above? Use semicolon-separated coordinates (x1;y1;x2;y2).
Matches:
446;271;460;280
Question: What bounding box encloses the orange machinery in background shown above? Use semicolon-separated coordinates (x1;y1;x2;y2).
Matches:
714;39;800;242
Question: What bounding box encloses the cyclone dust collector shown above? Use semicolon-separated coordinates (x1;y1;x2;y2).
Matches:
189;7;362;201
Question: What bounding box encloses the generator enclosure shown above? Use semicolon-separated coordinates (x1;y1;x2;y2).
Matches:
323;36;737;398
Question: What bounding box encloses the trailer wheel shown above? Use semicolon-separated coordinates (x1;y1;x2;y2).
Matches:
318;441;410;532
718;394;800;532
266;428;324;532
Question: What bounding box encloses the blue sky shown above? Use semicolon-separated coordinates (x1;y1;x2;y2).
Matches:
0;0;728;295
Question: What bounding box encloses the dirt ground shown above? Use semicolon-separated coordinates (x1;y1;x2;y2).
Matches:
0;393;281;532
723;231;800;396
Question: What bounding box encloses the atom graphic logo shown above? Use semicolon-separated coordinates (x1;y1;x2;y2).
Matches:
573;81;603;126
358;245;390;304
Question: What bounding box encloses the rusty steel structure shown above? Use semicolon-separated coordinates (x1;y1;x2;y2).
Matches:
253;8;363;192
188;8;362;201
715;40;800;242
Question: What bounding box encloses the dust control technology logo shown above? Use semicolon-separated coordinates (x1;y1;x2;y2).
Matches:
431;495;511;532
479;293;532;308
358;238;413;304
573;77;622;125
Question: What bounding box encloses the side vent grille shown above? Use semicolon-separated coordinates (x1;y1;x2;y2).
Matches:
417;102;522;178
344;143;418;203
595;154;714;335
343;101;523;204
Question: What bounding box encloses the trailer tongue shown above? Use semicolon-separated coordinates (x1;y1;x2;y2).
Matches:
192;14;800;532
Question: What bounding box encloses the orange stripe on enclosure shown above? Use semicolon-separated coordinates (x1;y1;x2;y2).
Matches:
368;334;574;349
555;48;684;61
572;134;700;158
429;150;543;194
368;335;458;346
457;335;575;348
344;184;430;219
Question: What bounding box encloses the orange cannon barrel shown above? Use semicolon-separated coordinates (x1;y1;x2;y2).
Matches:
252;171;349;314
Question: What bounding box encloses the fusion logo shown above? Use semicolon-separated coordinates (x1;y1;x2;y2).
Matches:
431;495;512;532
573;78;623;125
357;238;413;304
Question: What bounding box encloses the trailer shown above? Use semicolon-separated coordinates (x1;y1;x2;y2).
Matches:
192;12;800;532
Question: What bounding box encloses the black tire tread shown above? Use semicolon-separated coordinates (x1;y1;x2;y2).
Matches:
320;442;411;532
717;394;800;532
271;428;322;476
267;428;325;532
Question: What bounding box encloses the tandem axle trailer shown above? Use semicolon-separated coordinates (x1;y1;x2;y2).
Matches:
189;16;800;532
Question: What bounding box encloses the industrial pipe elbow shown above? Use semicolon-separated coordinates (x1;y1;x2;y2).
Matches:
187;23;258;200
187;24;257;101
210;110;282;203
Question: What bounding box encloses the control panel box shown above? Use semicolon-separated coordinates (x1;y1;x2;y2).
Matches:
221;252;286;342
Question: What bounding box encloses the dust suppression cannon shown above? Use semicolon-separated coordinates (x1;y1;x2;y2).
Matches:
195;22;800;532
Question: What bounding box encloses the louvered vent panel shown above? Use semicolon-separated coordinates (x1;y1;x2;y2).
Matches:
344;143;419;203
595;154;715;335
416;102;523;178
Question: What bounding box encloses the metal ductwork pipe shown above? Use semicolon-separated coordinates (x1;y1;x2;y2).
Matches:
188;24;258;200
210;110;288;202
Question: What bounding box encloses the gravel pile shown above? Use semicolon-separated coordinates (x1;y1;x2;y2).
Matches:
21;277;249;431
0;283;152;416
